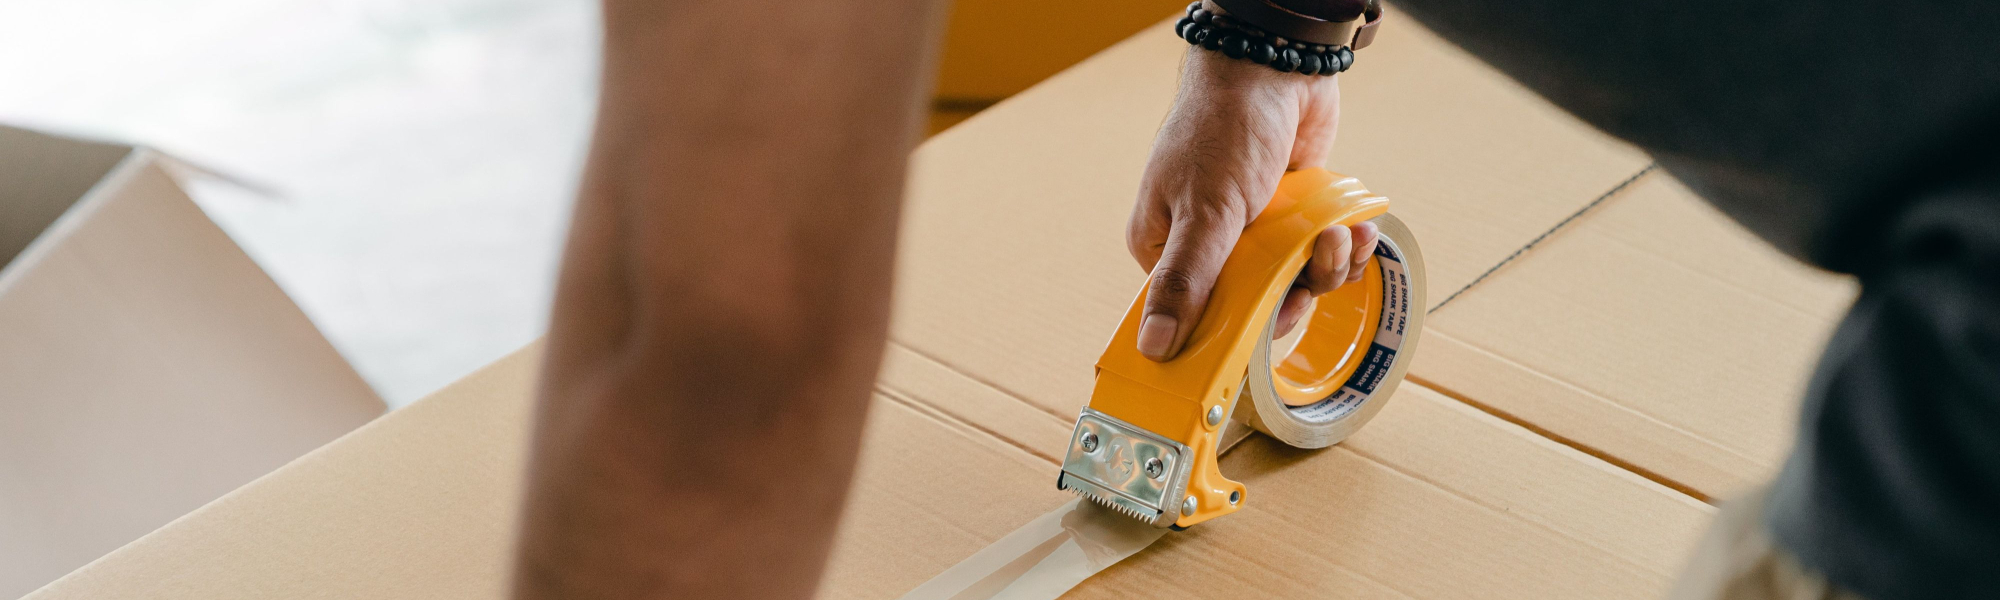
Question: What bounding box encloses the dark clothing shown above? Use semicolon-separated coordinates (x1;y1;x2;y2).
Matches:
1366;1;2000;598
1767;190;2000;599
1667;486;1863;600
1384;0;2000;272
1273;0;1368;23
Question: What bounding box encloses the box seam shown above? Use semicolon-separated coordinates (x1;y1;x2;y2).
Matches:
1407;371;1715;503
0;147;142;296
1428;164;1657;314
1421;329;1762;470
1330;439;1684;579
872;382;1063;467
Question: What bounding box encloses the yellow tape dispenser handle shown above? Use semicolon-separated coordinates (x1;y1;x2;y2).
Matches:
1057;168;1392;529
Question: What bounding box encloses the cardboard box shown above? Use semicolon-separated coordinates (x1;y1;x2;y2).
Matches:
1414;172;1858;500
30;15;1715;599
0;126;385;598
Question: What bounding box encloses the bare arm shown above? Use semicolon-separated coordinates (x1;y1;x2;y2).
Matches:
511;1;946;598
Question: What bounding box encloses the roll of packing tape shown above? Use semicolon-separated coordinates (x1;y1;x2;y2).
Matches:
1238;213;1426;448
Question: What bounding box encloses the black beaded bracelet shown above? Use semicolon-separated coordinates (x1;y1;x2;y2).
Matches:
1175;1;1353;76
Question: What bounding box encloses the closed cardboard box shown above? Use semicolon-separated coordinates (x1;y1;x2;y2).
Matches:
0;126;384;598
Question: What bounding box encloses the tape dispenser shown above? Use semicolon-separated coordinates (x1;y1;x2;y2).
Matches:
1056;168;1426;529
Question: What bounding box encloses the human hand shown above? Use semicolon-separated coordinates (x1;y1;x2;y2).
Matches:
1127;46;1377;362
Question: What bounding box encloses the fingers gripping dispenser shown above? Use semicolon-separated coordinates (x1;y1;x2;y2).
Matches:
1057;168;1424;529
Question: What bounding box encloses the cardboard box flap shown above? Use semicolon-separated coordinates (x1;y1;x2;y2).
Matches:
1;135;383;597
894;14;1652;422
1416;172;1857;499
0;125;132;270
25;348;543;600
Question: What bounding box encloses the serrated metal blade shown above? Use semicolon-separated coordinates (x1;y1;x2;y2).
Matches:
1054;408;1188;528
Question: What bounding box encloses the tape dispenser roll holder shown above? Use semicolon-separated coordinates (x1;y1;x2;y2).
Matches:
1057;168;1426;529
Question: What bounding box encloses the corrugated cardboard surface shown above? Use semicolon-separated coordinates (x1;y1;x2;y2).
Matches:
32;13;1716;600
1065;386;1703;599
1414;172;1857;500
1;141;385;597
31;346;1708;600
896;15;1649;423
878;342;1709;599
21;346;1072;600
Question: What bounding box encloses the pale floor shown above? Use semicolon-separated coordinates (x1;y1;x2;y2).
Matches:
0;0;602;406
0;0;1001;407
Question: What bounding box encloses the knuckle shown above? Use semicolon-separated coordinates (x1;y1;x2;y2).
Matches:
1311;252;1339;276
1127;232;1158;265
1126;213;1170;266
1319;274;1344;295
1179;196;1245;231
1151;269;1199;302
1299;266;1332;294
1324;223;1353;242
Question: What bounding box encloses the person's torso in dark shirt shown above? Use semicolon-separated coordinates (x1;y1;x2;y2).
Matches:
1378;1;2000;598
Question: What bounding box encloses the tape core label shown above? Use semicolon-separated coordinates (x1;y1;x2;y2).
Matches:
1287;236;1411;424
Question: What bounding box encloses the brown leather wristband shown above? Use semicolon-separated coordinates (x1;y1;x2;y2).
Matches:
1205;0;1382;49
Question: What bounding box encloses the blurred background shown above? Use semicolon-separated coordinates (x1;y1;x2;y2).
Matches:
0;0;1175;407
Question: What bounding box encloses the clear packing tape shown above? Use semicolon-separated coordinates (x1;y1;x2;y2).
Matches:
892;499;1166;600
899;212;1426;600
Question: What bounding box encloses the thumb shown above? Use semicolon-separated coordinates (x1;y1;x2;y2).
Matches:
1137;208;1245;361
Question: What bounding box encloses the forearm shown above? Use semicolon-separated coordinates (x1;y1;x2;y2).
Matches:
513;1;947;598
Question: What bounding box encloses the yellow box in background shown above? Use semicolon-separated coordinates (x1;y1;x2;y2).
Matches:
929;0;1181;133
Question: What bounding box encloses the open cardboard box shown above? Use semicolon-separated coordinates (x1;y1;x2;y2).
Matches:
28;12;1742;600
0;126;384;598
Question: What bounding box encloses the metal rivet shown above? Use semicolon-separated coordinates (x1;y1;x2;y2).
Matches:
1182;495;1198;516
1206;405;1224;426
1229;490;1241;505
1080;432;1099;452
1144;457;1165;480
